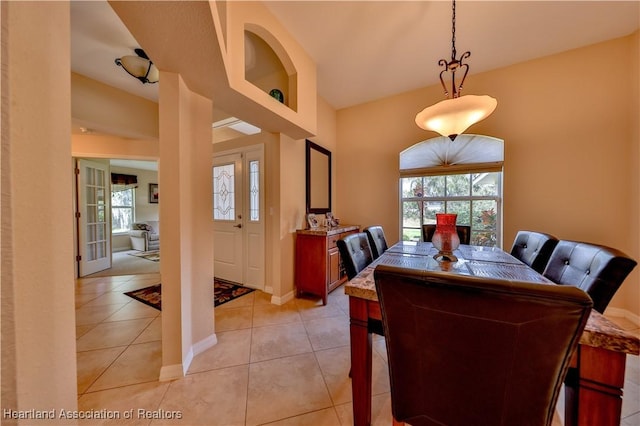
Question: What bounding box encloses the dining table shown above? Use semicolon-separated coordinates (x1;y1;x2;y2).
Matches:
345;241;640;426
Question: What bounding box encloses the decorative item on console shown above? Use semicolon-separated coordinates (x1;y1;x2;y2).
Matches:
325;212;339;227
432;213;460;262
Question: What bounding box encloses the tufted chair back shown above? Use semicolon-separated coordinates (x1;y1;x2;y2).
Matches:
337;233;374;280
543;240;637;313
422;224;471;245
510;230;559;273
364;226;388;259
375;264;592;426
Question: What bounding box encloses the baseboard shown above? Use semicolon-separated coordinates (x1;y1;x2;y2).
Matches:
265;285;274;295
159;364;184;382
604;307;640;327
158;334;218;381
271;290;294;306
192;333;218;357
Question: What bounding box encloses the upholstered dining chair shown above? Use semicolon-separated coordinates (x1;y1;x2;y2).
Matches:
337;232;384;336
510;230;559;273
364;225;389;259
543;240;637;313
336;232;374;280
374;264;592;426
422;224;471;245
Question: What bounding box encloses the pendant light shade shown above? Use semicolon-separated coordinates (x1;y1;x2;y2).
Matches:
115;48;159;84
415;0;496;140
415;95;497;141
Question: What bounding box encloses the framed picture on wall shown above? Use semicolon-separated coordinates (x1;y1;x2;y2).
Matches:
149;183;159;204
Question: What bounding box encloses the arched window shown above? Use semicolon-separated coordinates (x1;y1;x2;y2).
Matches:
399;135;504;247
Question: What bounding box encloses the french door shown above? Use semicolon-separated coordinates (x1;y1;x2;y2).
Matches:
76;159;111;276
212;146;265;289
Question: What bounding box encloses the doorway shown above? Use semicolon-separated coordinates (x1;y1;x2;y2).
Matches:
213;145;265;290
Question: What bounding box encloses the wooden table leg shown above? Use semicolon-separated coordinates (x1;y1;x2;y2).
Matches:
350;297;373;426
564;345;627;426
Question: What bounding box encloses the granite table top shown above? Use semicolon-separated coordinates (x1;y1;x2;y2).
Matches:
345;243;640;356
296;224;360;236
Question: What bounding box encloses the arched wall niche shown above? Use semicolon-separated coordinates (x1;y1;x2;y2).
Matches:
244;23;298;112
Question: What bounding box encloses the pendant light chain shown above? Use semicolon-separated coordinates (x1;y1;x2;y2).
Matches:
451;0;457;62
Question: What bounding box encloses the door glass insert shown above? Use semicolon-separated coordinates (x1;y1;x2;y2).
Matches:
249;160;259;221
213;163;235;220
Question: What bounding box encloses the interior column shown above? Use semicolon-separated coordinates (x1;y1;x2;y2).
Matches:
158;71;215;379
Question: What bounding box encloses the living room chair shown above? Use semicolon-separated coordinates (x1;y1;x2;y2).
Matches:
364;225;389;259
374;264;592;426
543;240;637;313
510;230;559;273
422;224;471;245
129;221;160;251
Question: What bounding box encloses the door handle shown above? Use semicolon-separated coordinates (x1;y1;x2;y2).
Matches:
233;224;242;229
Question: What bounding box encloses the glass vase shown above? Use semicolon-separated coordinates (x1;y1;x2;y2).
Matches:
432;213;460;262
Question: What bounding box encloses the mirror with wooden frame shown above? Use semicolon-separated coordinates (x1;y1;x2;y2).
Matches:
306;140;331;214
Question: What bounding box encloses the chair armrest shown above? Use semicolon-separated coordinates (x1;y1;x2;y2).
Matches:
129;230;149;238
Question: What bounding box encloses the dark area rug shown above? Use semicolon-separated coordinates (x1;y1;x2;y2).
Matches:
124;278;254;310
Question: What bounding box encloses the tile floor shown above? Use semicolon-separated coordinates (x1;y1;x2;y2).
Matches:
76;273;640;426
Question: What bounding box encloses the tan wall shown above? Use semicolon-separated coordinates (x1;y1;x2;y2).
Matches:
336;33;640;316
72;133;159;160
2;1;78;412
72;72;159;139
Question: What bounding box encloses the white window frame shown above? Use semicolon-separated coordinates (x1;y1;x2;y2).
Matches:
399;172;503;247
111;187;135;235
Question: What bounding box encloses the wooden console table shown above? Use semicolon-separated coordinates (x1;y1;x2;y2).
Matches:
295;225;359;304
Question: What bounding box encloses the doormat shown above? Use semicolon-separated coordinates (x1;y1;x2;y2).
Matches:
128;250;160;262
124;279;254;311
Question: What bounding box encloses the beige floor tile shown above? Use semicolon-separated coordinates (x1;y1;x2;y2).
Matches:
77;323;97;339
133;316;162;344
250;322;312;363
116;278;161;293
253;290;273;306
315;346;353;405
216;291;255;309
189;329;252;374
76;279;124;296
77;346;127;394
246;353;333;425
260;407;342;426
252;302;302;327
78;381;171;426
151;365;249;426
334;392;393;426
84;291;138;307
295;296;347;321
106;301;161;322
373;337;388;362
371;350;391;396
76;292;105;308
88;341;162;392
304;316;350;351
214;306;253;332
77;318;154;351
76;303;129;326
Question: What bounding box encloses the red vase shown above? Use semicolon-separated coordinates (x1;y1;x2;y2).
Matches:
432;213;460;262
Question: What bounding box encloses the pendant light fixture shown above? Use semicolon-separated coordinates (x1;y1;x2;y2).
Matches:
415;0;497;141
115;48;159;84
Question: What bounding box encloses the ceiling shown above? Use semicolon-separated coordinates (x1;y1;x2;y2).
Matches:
71;1;639;112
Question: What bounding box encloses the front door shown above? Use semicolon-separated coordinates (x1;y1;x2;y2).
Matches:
213;146;265;289
77;159;112;276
